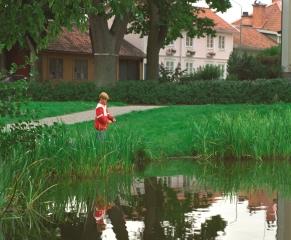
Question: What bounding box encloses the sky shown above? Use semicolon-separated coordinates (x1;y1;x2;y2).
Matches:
195;0;272;23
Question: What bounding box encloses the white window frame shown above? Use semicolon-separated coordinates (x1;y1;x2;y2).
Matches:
218;35;225;50
207;35;214;49
185;62;194;75
165;61;175;72
186;34;193;48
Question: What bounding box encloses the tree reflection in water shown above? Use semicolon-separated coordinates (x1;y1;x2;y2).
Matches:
1;167;284;240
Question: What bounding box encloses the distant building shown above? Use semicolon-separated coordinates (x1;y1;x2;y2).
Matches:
2;27;145;81
125;8;235;79
232;0;281;52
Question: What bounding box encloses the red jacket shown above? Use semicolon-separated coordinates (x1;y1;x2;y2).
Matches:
94;103;114;131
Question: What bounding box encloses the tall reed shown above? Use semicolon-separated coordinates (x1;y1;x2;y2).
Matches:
192;110;291;160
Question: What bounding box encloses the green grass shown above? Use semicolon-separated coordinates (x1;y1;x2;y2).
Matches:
4;103;291;180
107;103;291;159
1;101;126;124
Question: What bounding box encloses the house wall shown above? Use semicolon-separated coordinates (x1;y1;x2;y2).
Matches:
40;52;143;81
125;30;234;79
40;52;95;81
160;31;233;78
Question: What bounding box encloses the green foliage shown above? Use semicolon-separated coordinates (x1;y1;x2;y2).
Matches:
257;46;281;79
28;79;291;105
130;0;231;47
159;63;186;83
0;80;29;118
0;122;54;160
227;47;281;80
28;81;98;101
227;51;264;80
181;64;222;82
0;0;91;51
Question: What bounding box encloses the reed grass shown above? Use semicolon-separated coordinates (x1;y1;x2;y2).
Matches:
191;109;291;160
3;123;143;179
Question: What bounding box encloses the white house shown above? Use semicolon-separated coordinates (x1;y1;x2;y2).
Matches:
125;8;235;79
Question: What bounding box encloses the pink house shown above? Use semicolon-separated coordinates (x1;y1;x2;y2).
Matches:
125;8;235;79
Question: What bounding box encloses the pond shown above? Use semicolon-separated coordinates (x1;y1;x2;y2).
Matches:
2;160;291;239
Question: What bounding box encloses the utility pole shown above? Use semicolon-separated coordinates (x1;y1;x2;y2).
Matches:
282;0;291;78
231;0;243;50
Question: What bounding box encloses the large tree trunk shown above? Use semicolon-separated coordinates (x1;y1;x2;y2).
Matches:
93;54;118;87
146;0;168;81
146;39;161;81
89;0;130;87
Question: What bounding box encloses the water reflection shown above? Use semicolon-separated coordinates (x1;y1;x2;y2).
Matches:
3;165;291;239
53;176;279;239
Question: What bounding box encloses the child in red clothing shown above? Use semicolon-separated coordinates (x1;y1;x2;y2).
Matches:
94;92;116;140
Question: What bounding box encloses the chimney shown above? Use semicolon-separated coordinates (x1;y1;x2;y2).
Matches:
252;1;267;28
241;12;252;26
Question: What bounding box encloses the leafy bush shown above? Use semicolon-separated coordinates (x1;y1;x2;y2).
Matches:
159;63;186;83
0;123;56;160
28;81;99;101
28;78;291;105
109;79;291;105
227;51;264;80
0;80;29;117
181;64;222;83
227;47;281;80
257;46;281;79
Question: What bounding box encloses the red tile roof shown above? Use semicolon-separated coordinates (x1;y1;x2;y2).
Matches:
234;26;277;50
198;8;236;33
263;2;281;32
232;1;281;32
232;1;281;50
45;27;145;58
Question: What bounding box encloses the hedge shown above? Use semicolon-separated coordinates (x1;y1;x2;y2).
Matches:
28;79;291;104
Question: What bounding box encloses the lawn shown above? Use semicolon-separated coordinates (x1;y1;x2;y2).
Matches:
1;101;126;124
4;103;291;180
68;103;291;159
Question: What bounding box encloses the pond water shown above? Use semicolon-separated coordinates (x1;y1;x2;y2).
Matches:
2;161;291;239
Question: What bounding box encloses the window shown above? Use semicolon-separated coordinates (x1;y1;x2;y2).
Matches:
74;59;88;80
165;61;174;72
186;34;193;47
49;58;63;79
207;35;214;49
185;62;194;75
219;36;225;50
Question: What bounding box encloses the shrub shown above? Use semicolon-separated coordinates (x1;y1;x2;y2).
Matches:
181;64;222;83
159;63;186;83
28;78;291;105
227;47;281;80
28;81;99;101
227;51;264;80
257;46;281;79
0;80;29;117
